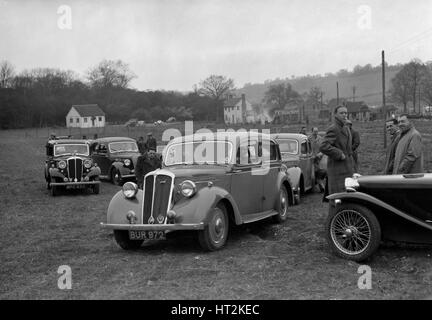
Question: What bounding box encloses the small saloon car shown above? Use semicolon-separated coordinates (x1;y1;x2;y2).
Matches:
45;139;101;196
271;133;315;204
325;173;432;261
101;132;297;251
91;137;140;185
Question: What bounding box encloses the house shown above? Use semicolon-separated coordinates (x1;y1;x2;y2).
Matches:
272;104;301;124
370;105;398;120
66;104;106;128
223;94;256;124
345;101;371;121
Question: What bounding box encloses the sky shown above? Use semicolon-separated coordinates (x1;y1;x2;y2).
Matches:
1;0;432;91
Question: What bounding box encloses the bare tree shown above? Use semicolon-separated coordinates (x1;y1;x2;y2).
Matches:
196;75;235;122
421;65;432;106
0;60;15;88
306;86;323;110
87;59;136;89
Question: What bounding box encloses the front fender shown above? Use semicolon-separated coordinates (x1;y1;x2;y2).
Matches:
286;166;302;190
328;191;432;231
111;162;133;176
277;171;294;206
107;190;144;224
86;166;101;178
48;168;65;179
173;186;242;225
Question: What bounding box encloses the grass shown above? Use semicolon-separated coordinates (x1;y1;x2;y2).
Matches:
0;120;431;299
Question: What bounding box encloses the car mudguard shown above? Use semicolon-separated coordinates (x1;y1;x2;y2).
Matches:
86;166;101;178
286;166;301;192
107;190;144;224
111;162;133;176
277;171;294;206
327;192;432;231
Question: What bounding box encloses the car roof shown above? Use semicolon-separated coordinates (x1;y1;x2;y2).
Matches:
48;139;91;145
168;132;276;145
94;137;137;143
271;133;308;141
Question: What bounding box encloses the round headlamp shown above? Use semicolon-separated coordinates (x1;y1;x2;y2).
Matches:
124;159;131;166
345;177;360;190
58;160;66;169
122;182;138;199
180;180;196;198
84;159;92;168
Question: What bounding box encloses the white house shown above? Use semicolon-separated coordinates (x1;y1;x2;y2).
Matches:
66;104;106;128
223;94;256;124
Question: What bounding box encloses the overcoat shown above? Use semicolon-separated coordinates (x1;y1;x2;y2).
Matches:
383;131;400;174
393;126;423;174
319;117;355;194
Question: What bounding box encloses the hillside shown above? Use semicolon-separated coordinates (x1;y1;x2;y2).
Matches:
237;66;402;106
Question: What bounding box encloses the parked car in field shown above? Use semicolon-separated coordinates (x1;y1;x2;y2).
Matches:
91;137;140;185
101;132;297;251
124;119;138;127
271;133;315;204
45;139;101;196
325;173;432;261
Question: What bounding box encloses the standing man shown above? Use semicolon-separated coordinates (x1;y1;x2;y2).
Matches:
392;114;423;174
383;118;401;174
299;127;307;135
346;120;360;172
137;136;146;154
309;127;323;157
145;132;157;152
320;105;355;197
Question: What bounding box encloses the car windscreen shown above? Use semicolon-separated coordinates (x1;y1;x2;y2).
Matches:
164;141;233;166
54;144;89;156
108;141;139;153
276;139;298;155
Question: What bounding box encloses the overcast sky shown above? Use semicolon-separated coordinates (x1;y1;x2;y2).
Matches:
1;0;431;91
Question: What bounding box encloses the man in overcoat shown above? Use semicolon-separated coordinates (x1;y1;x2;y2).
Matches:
319;105;355;196
383;118;401;174
392;114;423;174
346;120;360;172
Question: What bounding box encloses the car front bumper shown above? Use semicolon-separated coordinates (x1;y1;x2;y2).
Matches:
51;181;101;186
100;222;205;231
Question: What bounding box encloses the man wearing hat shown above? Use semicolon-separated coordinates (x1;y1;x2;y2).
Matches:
145;132;157;152
346;120;360;172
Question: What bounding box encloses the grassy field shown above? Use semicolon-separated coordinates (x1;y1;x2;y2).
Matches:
0;120;431;300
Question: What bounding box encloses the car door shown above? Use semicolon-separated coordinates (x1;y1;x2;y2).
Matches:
230;139;263;216
92;143;111;176
299;139;312;190
262;140;282;212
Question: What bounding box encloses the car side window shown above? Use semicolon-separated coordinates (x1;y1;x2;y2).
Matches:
307;141;312;156
301;141;307;155
97;143;107;154
236;141;260;165
261;141;279;161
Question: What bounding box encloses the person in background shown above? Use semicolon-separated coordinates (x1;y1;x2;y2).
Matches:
135;150;162;189
299;127;307;135
308;127;322;157
146;132;157;152
309;127;325;192
346;120;360;172
137;136;146;154
319;105;355;199
392;114;423;174
383;118;401;174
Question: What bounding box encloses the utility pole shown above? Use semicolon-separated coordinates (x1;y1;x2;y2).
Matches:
320;91;323;109
352;86;356;102
336;82;339;105
382;50;387;148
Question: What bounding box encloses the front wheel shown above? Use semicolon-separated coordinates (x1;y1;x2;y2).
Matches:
92;183;100;194
325;203;381;262
198;203;229;251
114;230;143;250
273;186;289;223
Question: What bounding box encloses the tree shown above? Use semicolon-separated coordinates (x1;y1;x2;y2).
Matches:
264;82;300;110
87;59;136;89
0;60;15;88
306;86;323;110
196;75;235;122
421;65;432;106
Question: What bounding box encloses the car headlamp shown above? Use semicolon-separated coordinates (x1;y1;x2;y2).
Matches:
345;177;360;191
58;160;66;169
122;182;138;199
84;159;92;168
180;180;196;198
124;159;131;166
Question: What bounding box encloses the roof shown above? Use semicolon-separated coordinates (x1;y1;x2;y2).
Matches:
71;104;105;117
48;139;91;145
94;137;137;143
168;132;275;145
271;133;308;141
345;101;370;113
223;97;242;107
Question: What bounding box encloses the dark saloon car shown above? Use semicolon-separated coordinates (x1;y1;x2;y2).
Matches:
101;132;296;251
325;173;432;261
271;133;315;204
91;137;140;185
45;139;101;196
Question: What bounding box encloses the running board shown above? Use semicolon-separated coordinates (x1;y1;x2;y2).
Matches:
242;210;279;224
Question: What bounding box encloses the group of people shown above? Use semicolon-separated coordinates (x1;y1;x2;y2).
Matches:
134;132;162;189
319;105;424;200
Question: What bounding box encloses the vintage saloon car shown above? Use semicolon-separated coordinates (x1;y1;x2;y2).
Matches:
91;137;140;185
44;139;101;196
271;133;315;204
101;132;298;251
325;173;432;261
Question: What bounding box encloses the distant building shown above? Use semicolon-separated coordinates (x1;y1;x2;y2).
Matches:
345;101;371;121
223;94;255;124
66;104;106;128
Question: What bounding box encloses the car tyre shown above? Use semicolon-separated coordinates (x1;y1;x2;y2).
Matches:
198;203;229;251
93;183;100;194
111;168;123;186
273;186;289;223
325;203;381;262
294;186;301;205
114;230;143;250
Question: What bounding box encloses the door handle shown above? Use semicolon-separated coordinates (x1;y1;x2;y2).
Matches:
232;169;242;173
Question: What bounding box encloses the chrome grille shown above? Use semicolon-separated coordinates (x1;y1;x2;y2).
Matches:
142;170;174;224
67;158;83;181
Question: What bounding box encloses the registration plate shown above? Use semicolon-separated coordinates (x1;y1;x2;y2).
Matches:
129;230;166;240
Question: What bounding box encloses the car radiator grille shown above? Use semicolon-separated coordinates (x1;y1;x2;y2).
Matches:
142;172;174;224
67;158;83;181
